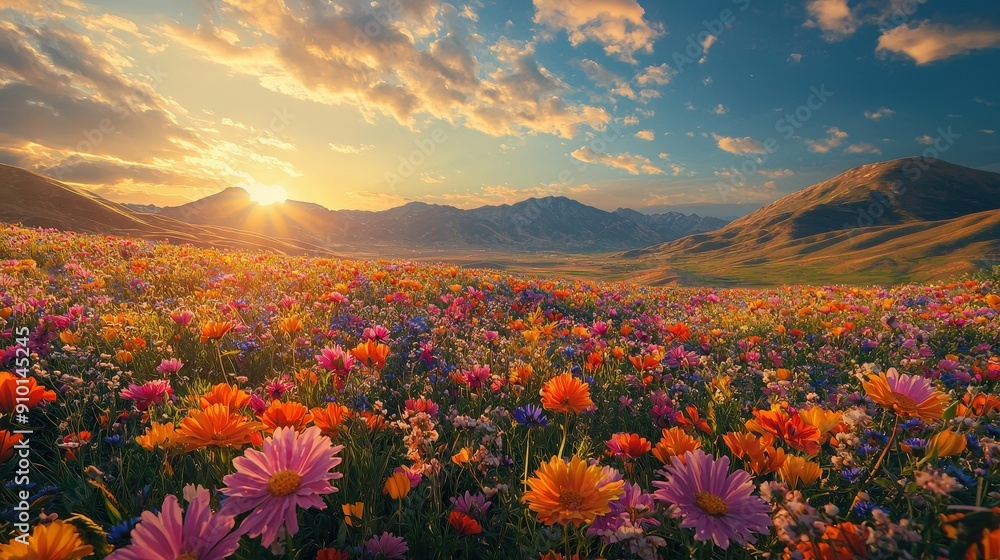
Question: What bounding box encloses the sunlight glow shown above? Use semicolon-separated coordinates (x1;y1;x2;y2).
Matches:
246;184;288;206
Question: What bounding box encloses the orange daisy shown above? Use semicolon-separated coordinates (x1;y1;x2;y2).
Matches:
652;427;701;464
522;455;624;526
0;371;56;414
174;403;263;451
259;401;312;432
311;403;351;438
862;368;950;421
199;383;252;411
539;373;593;414
199;320;234;344
0;520;93;560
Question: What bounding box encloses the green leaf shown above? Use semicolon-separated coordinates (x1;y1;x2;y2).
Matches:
942;401;958;422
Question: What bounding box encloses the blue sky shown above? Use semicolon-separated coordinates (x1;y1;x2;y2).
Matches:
0;0;998;217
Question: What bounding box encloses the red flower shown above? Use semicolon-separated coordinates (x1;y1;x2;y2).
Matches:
448;511;483;535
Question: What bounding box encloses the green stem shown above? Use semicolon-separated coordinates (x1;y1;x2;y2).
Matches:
523;429;532;483
867;413;900;482
557;412;570;459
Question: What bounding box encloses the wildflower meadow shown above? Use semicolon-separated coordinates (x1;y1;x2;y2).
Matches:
1;223;999;559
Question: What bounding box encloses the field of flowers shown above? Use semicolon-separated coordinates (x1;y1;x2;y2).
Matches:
0;223;999;559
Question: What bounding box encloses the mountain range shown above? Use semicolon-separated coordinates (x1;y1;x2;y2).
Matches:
1;157;999;285
625;157;1000;285
140;189;726;251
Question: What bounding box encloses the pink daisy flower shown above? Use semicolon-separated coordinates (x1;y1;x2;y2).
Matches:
121;380;173;411
652;449;771;549
157;358;185;375
220;426;343;547
365;532;408;559
108;485;243;560
315;345;355;375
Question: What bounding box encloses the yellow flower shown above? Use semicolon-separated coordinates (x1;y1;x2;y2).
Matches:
0;520;93;560
522;455;625;526
779;455;822;489
927;429;967;458
383;471;411;500
798;406;842;436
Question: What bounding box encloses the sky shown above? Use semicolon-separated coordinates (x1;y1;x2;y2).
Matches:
0;0;998;218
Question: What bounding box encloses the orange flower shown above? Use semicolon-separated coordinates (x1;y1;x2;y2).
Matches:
927;429;967;458
199;383;252;411
317;548;351;560
605;433;651;460
135;421;178;452
278;316;303;335
0;371;57;414
174;403;263;451
747;408;820;456
260;401;312;432
522;455;625;526
312;403;351;438
722;431;786;475
784;522;869;560
0;520;93;560
351;340;390;371
383;471;412;500
779;456;822;489
449;511;483;535
199;320;234;343
629;352;662;373
957;392;1000;417
452;447;473;464
0;429;23;463
651;427;701;464
342;501;365;527
798;406;843;438
862;368;950;422
674;405;713;434
539;373;593;414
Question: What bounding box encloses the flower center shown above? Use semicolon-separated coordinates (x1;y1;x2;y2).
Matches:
559;490;584;510
176;553;199;560
694;491;728;516
267;469;302;496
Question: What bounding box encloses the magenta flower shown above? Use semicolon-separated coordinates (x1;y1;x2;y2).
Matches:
170;309;194;326
652;449;771;549
220;426;343;547
315;345;355;375
157;358;184;375
362;325;390;342
365;532;408;559
121;380;173;411
108;485;242;560
588;482;660;543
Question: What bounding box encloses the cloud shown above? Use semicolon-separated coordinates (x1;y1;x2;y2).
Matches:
983;129;996;135
167;4;610;139
864;106;894;120
635;130;654;141
843;142;881;155
805;127;848;153
330;143;375;154
787;53;803;63
713;104;728;115
758;168;794;179
877;21;1000;64
570;146;665;175
578;58;636;99
805;0;859;41
532;0;664;63
712;134;766;155
915;134;935;145
634;63;675;86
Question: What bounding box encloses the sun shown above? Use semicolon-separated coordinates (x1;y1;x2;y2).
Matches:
245;184;288;206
